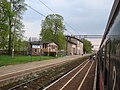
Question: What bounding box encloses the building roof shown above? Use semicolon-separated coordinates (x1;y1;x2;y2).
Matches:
30;41;58;45
66;35;83;43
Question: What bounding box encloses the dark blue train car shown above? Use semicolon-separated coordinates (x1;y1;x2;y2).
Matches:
98;0;120;90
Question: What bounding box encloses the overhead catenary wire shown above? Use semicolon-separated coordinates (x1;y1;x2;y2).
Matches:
38;0;55;13
37;0;80;35
27;1;80;35
64;22;80;34
26;4;73;35
65;29;73;35
27;5;46;17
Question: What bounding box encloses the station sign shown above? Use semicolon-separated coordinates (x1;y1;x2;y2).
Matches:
32;45;40;48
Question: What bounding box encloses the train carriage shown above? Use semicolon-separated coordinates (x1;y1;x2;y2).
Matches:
98;0;120;90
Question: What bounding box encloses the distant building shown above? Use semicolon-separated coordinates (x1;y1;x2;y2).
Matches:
66;35;83;55
29;41;58;56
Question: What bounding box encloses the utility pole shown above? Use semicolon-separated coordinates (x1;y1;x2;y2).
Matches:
12;0;18;58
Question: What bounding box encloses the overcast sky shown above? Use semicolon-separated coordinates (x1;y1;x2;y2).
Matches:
23;0;114;39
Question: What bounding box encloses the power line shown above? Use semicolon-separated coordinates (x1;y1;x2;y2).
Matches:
26;5;70;34
27;5;46;17
38;0;55;13
26;4;73;35
64;22;80;34
27;1;80;35
37;0;80;35
65;29;73;35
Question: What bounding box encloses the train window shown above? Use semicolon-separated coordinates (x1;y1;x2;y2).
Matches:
116;43;120;57
104;40;111;90
109;1;120;36
101;46;105;73
99;46;105;76
105;40;111;70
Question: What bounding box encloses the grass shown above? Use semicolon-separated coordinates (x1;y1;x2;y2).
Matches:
0;55;56;67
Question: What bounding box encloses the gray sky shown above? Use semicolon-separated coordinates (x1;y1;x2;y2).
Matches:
23;0;114;39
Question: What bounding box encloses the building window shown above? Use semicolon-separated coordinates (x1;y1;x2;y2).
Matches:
35;49;37;52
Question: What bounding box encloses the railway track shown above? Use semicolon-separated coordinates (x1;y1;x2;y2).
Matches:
1;57;96;90
43;60;96;90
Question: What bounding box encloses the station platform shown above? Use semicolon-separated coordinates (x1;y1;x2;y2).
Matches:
0;55;85;87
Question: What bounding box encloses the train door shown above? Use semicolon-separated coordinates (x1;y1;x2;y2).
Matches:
104;40;111;90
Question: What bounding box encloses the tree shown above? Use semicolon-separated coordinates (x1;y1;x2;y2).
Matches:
0;0;27;55
83;39;92;53
40;14;66;50
0;0;9;49
9;0;27;55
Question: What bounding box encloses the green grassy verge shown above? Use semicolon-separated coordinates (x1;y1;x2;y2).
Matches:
0;55;56;67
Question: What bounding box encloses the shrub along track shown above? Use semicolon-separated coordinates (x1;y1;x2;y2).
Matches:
0;56;89;90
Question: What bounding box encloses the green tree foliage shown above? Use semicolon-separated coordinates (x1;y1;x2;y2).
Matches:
0;0;27;55
40;14;66;50
0;0;9;49
83;39;92;53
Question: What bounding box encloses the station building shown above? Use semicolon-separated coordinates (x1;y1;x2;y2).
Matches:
66;35;83;55
29;41;58;56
